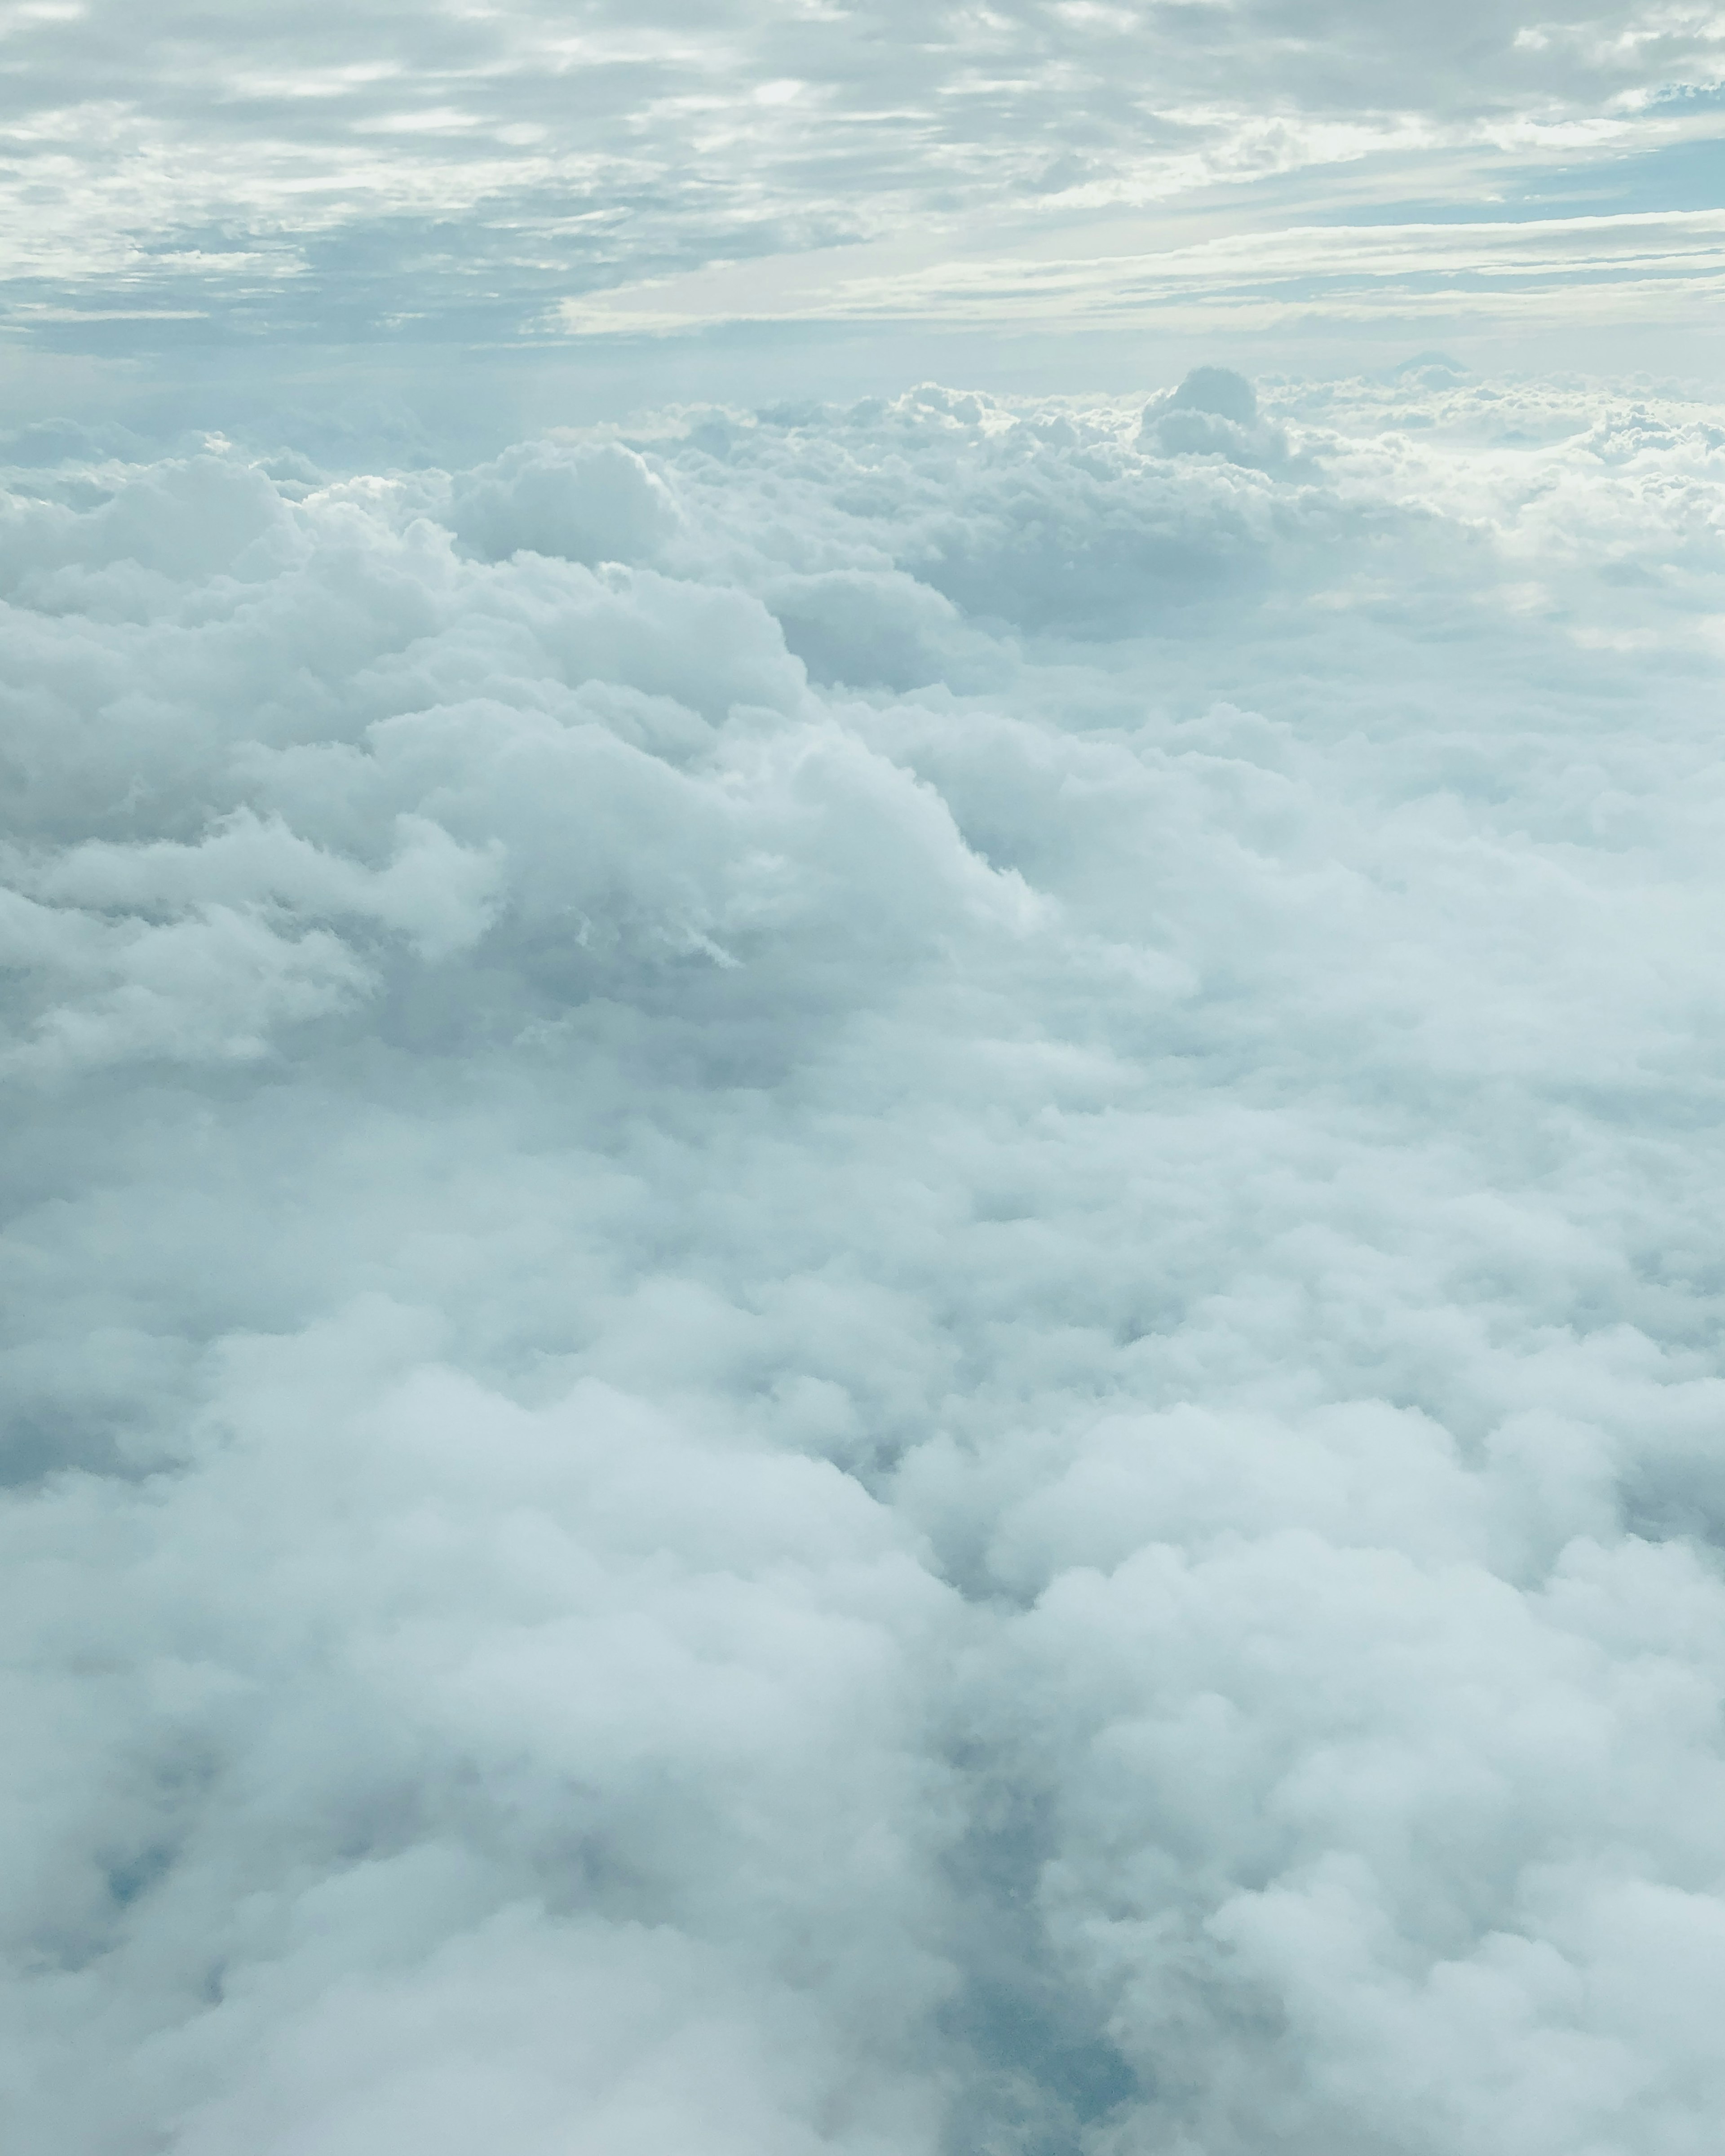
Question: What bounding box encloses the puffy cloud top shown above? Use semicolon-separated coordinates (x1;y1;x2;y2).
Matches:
450;443;682;567
8;366;1725;2154
1143;367;1296;469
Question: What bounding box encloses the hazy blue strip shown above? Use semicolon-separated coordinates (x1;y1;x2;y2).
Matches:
1327;132;1725;228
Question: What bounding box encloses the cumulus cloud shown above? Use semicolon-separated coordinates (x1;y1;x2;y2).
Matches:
449;443;682;567
1142;366;1296;470
7;364;1725;2155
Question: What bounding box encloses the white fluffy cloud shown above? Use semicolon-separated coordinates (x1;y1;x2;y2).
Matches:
7;365;1725;2154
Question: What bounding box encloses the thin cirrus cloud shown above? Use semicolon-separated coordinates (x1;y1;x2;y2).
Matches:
560;202;1725;338
0;0;1721;357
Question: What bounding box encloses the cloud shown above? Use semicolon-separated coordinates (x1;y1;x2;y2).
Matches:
557;207;1725;348
1141;366;1296;470
449;443;682;567
7;364;1725;2154
1;1;1721;353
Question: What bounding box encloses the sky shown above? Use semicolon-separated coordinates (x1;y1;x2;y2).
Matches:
5;9;1725;2156
2;0;1723;440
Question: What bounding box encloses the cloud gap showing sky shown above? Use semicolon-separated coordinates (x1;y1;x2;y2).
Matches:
4;8;1725;2156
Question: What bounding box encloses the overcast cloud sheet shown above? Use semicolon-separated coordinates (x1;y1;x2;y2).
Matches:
4;361;1725;2154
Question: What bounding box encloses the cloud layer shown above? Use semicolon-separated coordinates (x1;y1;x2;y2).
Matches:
7;365;1725;2154
2;1;1721;348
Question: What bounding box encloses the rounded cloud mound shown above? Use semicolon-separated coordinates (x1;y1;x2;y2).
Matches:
1142;366;1295;471
1171;365;1261;426
450;440;681;565
765;568;967;690
8;373;1725;2156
